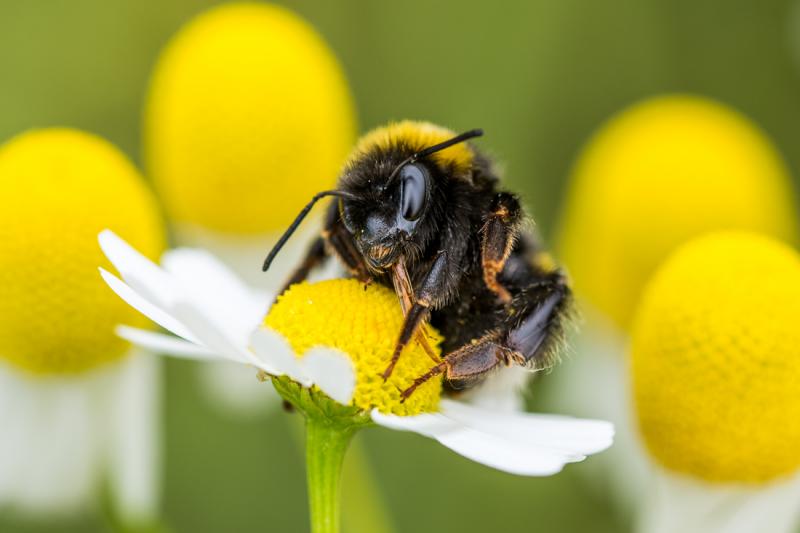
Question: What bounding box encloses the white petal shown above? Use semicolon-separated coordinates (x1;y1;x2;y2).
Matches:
440;399;614;456
162;248;271;340
99;268;198;343
300;347;356;405
99;230;179;308
116;326;217;359
24;388;97;512
103;266;251;365
639;470;800;533
0;366;102;513
101;231;262;360
0;365;35;503
168;300;252;364
433;424;580;476
107;352;160;523
373;410;578;476
370;410;457;436
372;400;613;476
248;327;304;380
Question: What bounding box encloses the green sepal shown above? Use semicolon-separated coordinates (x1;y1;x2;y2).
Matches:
271;375;373;429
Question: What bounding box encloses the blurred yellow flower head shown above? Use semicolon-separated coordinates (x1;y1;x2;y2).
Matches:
265;279;443;416
0;129;164;374
145;2;356;235
558;95;797;330
631;232;800;483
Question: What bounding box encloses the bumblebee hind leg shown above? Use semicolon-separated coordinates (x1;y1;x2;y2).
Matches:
401;272;571;400
503;273;572;370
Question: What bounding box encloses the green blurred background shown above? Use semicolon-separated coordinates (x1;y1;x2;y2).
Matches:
1;1;799;531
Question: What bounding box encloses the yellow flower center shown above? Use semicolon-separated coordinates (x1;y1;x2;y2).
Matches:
631;232;800;483
558;95;797;330
144;2;356;235
265;279;443;416
0;129;165;374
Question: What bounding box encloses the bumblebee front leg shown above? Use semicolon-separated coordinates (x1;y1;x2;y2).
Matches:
325;221;371;282
278;237;327;295
382;251;448;380
481;192;523;304
401;273;571;399
278;201;370;297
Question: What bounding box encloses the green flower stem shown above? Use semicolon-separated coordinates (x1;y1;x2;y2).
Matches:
272;376;375;533
285;417;396;533
305;417;355;533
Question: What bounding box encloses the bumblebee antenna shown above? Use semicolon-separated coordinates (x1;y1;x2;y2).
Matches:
262;190;357;272
415;128;483;159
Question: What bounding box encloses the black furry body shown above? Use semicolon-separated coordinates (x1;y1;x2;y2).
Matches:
277;133;571;394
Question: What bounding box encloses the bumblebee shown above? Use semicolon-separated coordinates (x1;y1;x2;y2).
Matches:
263;121;571;399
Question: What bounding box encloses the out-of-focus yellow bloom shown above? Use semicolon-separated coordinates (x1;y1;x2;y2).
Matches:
0;129;164;374
558;95;797;330
631;232;800;483
265;279;442;416
144;2;356;234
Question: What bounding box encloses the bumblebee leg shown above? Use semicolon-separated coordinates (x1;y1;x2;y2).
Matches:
320;199;371;282
276;201;369;299
402;273;571;400
400;332;510;400
382;251;448;380
326;221;371;282
503;273;571;369
277;237;328;297
481;193;522;304
391;259;441;364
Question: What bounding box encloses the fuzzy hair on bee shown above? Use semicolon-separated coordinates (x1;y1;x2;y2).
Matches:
263;121;573;399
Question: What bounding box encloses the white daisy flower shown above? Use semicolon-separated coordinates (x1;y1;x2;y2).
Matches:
99;229;614;477
630;233;800;533
0;129;165;526
142;2;357;416
550;94;799;515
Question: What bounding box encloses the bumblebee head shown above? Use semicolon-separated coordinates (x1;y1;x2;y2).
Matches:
262;121;482;273
339;122;482;270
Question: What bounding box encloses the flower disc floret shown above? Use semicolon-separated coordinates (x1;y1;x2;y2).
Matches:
144;2;356;234
631;232;800;483
558;95;797;329
265;279;442;416
0;129;164;374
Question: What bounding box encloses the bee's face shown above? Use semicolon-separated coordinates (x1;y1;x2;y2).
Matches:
341;160;432;271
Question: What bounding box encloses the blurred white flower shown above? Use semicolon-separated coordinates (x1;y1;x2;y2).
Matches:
0;129;164;525
631;233;800;533
550;95;799;515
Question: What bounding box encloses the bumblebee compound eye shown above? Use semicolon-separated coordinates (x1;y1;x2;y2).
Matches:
399;163;428;221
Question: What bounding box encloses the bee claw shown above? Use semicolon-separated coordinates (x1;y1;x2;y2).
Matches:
399;386;413;402
362;277;374;291
381;363;396;381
